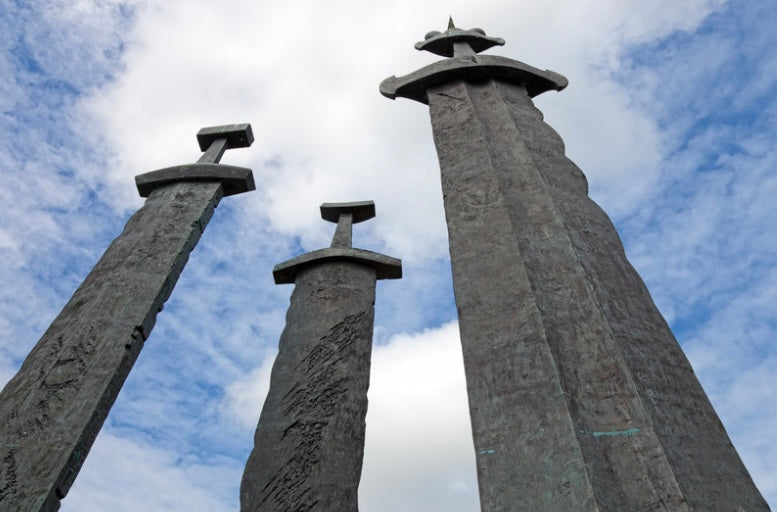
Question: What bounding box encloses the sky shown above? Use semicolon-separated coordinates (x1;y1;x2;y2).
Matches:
0;0;775;510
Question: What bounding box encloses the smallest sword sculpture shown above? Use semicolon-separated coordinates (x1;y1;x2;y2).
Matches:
241;201;401;512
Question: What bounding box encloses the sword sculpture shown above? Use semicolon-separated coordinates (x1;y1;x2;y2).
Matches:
0;124;255;511
381;21;768;511
241;201;401;511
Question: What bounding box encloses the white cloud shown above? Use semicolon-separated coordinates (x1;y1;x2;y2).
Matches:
223;346;278;429
75;0;726;258
221;321;478;511
2;0;776;510
361;322;478;511
62;431;240;512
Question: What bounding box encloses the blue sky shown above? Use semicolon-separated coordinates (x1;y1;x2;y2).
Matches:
1;0;775;510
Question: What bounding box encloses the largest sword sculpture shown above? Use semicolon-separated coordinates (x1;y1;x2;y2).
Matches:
381;21;769;511
0;124;255;512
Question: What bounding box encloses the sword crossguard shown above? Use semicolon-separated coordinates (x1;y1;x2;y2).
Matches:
320;201;376;248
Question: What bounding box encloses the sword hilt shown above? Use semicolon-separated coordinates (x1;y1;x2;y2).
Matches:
273;200;401;284
196;124;254;164
135;124;255;197
320;201;376;248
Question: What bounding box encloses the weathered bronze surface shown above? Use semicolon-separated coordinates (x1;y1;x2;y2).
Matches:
240;202;400;512
382;23;769;511
0;125;255;512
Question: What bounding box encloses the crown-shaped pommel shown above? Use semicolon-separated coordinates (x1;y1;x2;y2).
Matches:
415;18;505;57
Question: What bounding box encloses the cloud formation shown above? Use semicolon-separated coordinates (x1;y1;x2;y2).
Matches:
0;0;774;509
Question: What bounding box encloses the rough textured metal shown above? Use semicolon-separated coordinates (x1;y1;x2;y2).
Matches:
383;27;769;511
241;202;401;512
241;262;378;512
0;126;254;512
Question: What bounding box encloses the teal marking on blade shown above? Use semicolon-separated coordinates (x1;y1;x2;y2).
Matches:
592;428;640;438
478;449;496;455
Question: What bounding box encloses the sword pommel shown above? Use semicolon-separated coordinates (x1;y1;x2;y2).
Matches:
320;201;376;224
197;124;254;152
415;19;504;57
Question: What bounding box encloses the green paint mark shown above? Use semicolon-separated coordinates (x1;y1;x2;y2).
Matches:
592;428;640;438
478;449;495;455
